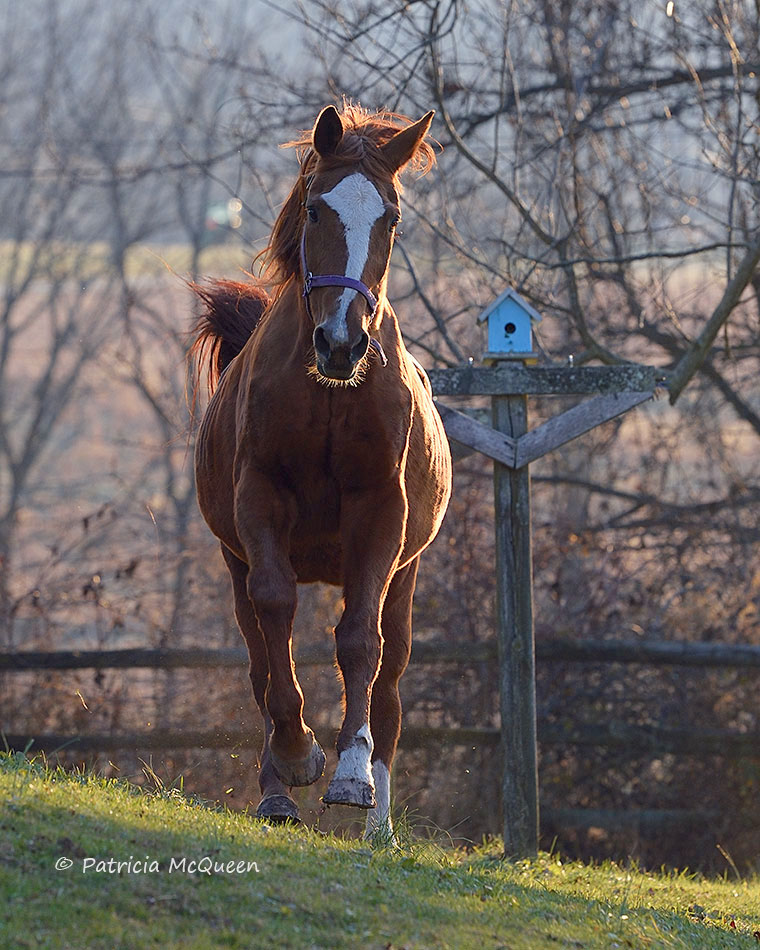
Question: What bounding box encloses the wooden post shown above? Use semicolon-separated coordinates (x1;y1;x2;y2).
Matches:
492;392;538;857
430;363;660;855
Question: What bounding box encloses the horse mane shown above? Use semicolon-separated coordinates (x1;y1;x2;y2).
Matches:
256;102;437;290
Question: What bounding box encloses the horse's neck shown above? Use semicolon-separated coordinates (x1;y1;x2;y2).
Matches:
376;302;405;353
273;280;316;350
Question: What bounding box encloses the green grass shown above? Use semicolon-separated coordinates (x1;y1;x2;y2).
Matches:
1;752;759;949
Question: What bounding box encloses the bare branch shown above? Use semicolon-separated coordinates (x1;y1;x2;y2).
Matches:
667;237;760;402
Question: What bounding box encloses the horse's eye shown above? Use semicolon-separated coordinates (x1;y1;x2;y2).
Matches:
389;215;401;233
307;206;319;223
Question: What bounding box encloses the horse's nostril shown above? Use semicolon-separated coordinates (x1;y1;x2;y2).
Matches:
315;324;369;369
313;326;331;361
350;331;370;365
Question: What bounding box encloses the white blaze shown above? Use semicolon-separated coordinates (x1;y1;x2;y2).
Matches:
321;173;385;343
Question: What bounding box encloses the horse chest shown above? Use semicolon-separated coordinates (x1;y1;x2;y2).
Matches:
278;423;401;505
258;388;404;487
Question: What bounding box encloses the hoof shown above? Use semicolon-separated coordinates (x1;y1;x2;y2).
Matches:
270;734;326;787
323;777;376;810
256;794;300;823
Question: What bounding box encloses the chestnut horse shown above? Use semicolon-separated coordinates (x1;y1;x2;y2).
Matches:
191;104;452;836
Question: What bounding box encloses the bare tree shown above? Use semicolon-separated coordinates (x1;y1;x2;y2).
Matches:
0;1;123;640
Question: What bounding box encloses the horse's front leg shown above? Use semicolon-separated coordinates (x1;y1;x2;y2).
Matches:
235;467;325;788
323;482;407;809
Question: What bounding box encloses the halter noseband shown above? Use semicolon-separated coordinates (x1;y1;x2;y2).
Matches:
300;230;387;367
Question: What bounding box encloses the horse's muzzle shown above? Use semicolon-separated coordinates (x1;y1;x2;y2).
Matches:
313;325;370;380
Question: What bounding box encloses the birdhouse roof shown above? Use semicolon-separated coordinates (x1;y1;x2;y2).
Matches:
476;288;543;325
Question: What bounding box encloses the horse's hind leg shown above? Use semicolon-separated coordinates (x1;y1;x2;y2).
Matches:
365;558;417;841
234;472;325;788
221;545;299;822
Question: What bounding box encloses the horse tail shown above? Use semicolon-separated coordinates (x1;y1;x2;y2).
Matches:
189;279;270;397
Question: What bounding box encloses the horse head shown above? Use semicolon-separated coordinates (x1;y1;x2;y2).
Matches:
301;105;434;383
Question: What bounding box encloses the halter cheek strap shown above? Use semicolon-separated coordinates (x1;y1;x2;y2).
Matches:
300;230;387;367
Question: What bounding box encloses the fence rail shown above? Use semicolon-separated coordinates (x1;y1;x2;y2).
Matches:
4;636;760;671
2;725;495;754
4;638;760;759
4;638;759;835
5;719;759;758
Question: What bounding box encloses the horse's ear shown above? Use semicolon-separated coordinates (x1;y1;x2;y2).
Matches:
380;111;435;173
313;106;344;157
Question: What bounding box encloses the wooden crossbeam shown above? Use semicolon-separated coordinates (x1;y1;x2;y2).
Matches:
436;392;653;469
429;364;665;396
435;403;516;468
515;391;653;467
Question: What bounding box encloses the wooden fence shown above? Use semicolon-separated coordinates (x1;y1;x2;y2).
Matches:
4;638;760;765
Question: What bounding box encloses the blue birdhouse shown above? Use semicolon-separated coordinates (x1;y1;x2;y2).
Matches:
477;288;542;363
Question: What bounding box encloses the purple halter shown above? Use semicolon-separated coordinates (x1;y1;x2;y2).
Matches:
300;230;387;366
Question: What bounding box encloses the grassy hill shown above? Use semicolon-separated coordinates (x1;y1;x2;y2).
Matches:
1;751;759;949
